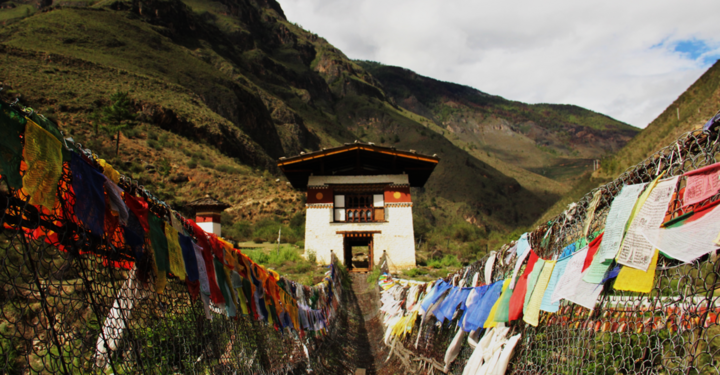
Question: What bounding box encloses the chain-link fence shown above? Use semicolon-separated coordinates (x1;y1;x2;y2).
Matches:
0;100;350;375
382;121;720;374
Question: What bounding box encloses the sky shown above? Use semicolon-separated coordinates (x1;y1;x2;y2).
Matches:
279;0;720;128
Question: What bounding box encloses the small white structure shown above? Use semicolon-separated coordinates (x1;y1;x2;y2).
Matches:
278;143;439;272
187;195;230;236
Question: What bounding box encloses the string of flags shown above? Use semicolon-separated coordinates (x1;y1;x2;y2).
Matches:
377;146;720;373
0;99;342;337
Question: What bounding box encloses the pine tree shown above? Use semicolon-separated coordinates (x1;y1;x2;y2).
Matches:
101;91;136;155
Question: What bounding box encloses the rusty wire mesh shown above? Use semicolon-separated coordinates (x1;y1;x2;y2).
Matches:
384;124;720;374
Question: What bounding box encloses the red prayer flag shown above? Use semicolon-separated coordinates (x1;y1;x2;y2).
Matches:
507;250;539;321
188;219;225;305
582;232;604;272
123;194;149;233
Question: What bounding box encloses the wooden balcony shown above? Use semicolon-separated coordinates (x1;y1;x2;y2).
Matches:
344;207;385;222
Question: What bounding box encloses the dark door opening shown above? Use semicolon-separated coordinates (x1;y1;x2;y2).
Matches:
343;236;373;272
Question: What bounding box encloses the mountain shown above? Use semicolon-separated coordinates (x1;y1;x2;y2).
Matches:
532;59;720;226
357;62;639;198
0;0;637;260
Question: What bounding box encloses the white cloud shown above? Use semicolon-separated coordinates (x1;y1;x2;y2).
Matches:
279;0;720;128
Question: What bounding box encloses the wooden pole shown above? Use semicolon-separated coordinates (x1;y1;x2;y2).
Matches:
277;227;281;256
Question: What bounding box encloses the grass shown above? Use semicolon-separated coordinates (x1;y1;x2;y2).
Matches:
0;4;35;23
243;245;324;285
426;255;461;269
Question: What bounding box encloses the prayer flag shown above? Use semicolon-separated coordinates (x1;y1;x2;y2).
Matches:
582;233;604;272
23;119;62;209
523;260;555;326
164;224;186;281
149;214;169;293
0;103;25;189
614;250;659;293
70;153;106;235
507;250;539;321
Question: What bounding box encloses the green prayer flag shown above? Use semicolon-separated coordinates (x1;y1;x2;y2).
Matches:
0;102;26;189
149;214;170;273
214;259;236;317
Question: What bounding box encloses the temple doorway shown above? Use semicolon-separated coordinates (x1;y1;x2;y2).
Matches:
341;232;375;272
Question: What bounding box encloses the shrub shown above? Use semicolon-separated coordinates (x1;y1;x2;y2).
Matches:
215;164;240;174
427;259;442;269
247;251;269;264
146;139;161;150
130;161;144;173
186;158;197;169
158;158;171;177
295;240;305;249
124;127;141;138
252;237;264;244
300;274;314;286
306;249;316;263
293;263;311;274
404;268;427;278
199;160;212;168
253;217;281;242
366;266;381;286
452;222;482;242
290;212;305;228
158;133;169;146
268;246;301;265
440;254;461;268
227;221;253;241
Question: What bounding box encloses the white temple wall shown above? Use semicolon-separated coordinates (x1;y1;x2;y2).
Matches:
197;222;222;236
304;204;416;271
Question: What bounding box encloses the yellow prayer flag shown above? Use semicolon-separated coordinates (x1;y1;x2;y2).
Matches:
22;119;62;209
523;260;556;327
614;250;659;293
147;239;167;294
235;286;249;315
164;224;187;281
484;279;511;328
97;159;120;184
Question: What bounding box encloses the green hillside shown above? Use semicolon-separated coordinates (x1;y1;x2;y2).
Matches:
0;0;638;263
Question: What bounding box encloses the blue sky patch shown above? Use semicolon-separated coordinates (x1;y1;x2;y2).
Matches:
671;38;719;65
674;39;710;59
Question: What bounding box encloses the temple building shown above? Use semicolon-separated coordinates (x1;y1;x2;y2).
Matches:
187;195;230;236
278;142;439;272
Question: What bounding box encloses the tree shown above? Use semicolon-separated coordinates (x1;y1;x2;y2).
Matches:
100;91;136;155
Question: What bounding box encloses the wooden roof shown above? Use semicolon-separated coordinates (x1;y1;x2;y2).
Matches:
278;142;439;189
187;195;231;210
